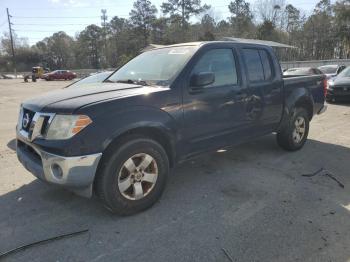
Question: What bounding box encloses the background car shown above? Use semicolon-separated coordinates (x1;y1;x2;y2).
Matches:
318;64;346;79
283;67;324;76
43;70;77;81
66;71;113;88
327;66;350;102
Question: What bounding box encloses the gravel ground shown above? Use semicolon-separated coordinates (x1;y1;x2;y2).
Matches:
0;79;350;262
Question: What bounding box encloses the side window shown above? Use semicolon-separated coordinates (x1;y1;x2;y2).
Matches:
259;50;273;80
191;49;238;88
243;49;264;82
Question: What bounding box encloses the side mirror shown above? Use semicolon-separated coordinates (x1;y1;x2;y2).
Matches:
190;72;215;88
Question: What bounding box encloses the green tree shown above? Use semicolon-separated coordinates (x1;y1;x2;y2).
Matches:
129;0;158;46
285;4;301;33
161;0;210;28
199;14;215;40
333;0;350;58
257;20;279;41
37;32;75;69
76;25;103;68
228;0;254;37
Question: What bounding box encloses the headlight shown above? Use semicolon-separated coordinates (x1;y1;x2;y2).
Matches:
46;114;92;140
327;80;334;89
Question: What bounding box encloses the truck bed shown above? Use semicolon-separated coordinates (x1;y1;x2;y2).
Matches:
283;74;326;116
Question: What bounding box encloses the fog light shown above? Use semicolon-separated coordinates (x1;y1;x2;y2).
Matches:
51;163;63;179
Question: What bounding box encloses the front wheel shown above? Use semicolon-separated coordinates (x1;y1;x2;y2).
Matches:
95;136;169;215
276;108;310;151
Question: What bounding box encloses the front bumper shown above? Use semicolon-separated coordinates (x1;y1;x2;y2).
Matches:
326;88;350;101
16;138;102;197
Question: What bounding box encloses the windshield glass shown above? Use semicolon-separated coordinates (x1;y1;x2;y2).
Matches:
106;46;197;86
318;65;338;74
337;67;350;77
68;71;113;88
80;72;112;84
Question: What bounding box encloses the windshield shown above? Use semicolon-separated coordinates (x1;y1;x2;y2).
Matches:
80;72;112;84
106;46;197;86
318;65;338;74
67;71;113;88
337;67;350;77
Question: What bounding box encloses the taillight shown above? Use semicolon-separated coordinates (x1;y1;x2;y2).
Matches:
323;78;328;98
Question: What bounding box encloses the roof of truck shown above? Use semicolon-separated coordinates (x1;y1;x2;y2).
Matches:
144;38;295;52
151;41;273;50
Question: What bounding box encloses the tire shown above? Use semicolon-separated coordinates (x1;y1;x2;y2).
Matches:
95;135;169;215
276;108;310;151
327;98;335;103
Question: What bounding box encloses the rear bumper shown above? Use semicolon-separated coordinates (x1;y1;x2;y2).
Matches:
16;138;102;197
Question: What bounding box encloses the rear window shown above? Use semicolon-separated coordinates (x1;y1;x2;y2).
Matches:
243;49;264;82
259;50;273;80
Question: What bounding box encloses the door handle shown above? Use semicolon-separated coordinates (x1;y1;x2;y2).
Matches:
189;87;205;94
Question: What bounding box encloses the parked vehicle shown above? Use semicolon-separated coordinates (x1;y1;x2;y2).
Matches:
16;41;327;215
43;70;77;81
32;66;50;79
66;71;113;88
327;66;350;102
318;64;346;79
283;67;323;76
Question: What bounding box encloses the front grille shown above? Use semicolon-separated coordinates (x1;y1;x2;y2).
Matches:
18;109;54;141
333;85;350;94
21;108;35;132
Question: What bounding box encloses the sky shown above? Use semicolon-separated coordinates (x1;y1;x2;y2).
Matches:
0;0;321;46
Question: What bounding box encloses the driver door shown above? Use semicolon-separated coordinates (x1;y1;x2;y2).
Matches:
182;47;248;156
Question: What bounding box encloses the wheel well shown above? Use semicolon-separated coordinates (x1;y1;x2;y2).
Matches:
103;127;175;168
295;99;313;120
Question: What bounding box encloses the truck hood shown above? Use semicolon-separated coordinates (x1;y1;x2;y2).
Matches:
332;77;350;86
22;82;168;113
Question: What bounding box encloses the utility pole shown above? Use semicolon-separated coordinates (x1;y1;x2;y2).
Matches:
101;9;107;68
6;8;16;77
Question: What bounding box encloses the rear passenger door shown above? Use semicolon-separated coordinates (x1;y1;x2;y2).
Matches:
242;48;283;132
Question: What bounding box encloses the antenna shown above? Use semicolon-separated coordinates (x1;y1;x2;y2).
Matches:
6;8;16;77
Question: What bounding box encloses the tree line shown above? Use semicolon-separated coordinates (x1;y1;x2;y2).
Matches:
0;0;349;72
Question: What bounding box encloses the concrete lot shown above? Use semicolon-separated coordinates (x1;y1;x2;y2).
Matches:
0;79;350;262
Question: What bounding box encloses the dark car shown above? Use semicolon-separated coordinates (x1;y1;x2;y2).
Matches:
44;70;77;81
283;67;323;76
326;66;350;102
16;41;327;215
318;64;346;79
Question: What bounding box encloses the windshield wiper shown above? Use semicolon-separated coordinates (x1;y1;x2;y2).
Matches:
115;79;150;86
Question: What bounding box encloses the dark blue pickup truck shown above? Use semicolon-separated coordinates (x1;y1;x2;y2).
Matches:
16;41;327;214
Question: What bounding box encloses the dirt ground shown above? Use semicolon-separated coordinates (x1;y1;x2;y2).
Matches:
0;79;350;262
